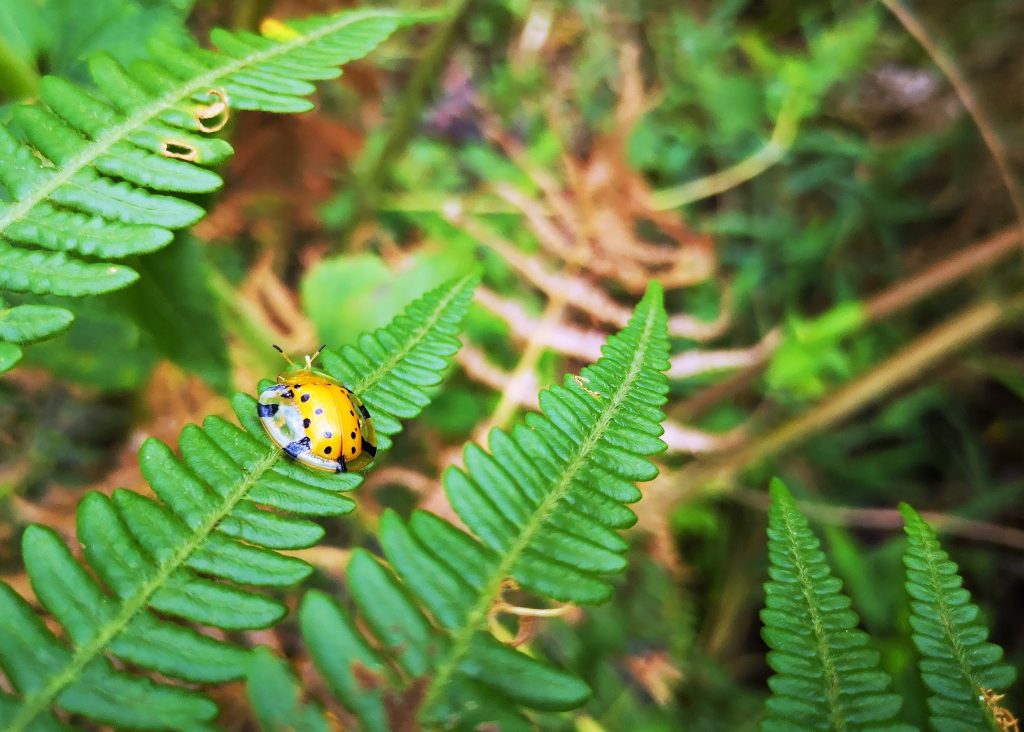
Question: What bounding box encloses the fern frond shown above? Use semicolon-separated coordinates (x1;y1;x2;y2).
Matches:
900;504;1016;731
298;282;670;729
762;480;915;732
0;8;418;303
0;274;476;731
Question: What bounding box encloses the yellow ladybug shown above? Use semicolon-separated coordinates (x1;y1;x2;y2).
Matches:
257;345;377;473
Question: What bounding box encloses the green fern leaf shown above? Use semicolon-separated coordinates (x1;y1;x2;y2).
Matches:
0;298;73;375
113;235;231;393
0;342;22;375
298;282;670;729
0;304;74;344
0;274;476;731
246;648;330;732
762;479;915;732
900;504;1016;731
0;244;138;296
0;7;419;312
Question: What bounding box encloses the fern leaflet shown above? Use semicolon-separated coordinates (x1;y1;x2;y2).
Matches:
0;274;477;731
0;303;74;346
900;504;1016;731
297;282;670;730
246;648;330;732
0;296;75;373
762;480;915;732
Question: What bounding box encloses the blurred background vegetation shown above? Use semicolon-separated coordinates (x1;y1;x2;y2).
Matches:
1;0;1022;728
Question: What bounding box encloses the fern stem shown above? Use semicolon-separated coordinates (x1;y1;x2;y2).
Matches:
419;294;660;720
649;87;801;210
0;10;402;238
678;290;1024;495
6;448;282;731
485;289;568;431
880;0;1024;249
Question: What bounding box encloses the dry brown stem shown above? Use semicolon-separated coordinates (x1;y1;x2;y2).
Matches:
478;38;716;294
476;285;760;383
867;226;1021;321
881;0;1024;244
455;213;730;339
731;488;1024;552
674;290;1024;497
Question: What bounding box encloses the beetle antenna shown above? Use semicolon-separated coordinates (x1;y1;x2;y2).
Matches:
271;344;297;367
308;344;327;368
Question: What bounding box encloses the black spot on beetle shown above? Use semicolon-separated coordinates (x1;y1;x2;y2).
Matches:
324;431;332;438
350;431;356;439
350;410;355;416
300;393;310;403
302;418;311;428
315;407;324;415
324;446;332;455
351;446;357;455
257;403;278;417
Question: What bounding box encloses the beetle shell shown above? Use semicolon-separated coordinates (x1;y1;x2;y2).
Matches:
257;370;377;472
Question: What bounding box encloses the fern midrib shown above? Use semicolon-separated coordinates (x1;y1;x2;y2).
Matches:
0;9;399;237
419;301;659;719
916;530;993;724
6;448;281;732
779;505;847;732
350;274;473;393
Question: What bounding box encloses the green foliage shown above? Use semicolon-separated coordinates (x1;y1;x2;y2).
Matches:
0;303;74;347
740;6;879;122
0;341;21;373
0;0;194;92
111;235;230;393
0;275;476;731
20;296;159;390
766;301;867;400
298;282;670;729
301;247;468;350
0;7;417;362
901;504;1016;731
0;299;73;375
762;479;913;731
246;648;330;732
